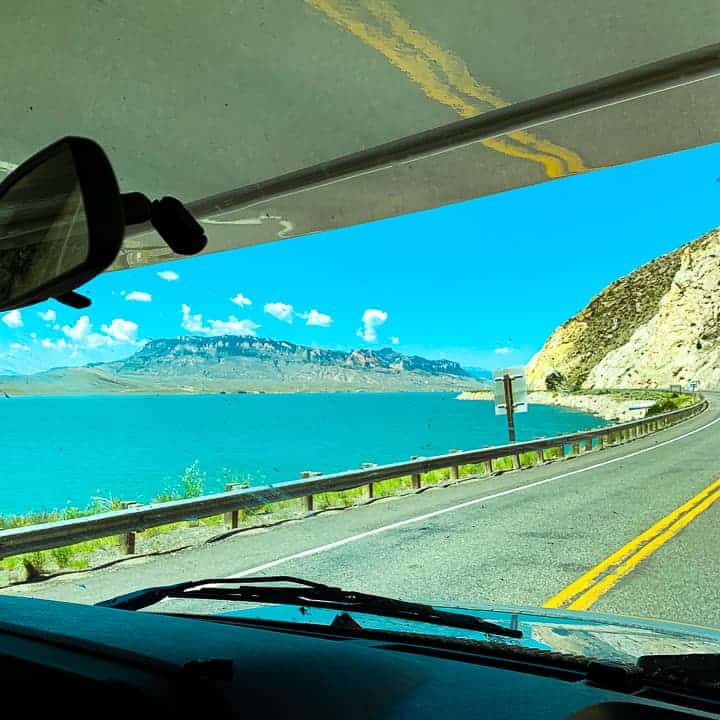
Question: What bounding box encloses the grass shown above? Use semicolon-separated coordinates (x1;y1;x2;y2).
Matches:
0;461;217;581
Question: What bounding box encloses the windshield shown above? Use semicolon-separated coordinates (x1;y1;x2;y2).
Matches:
3;1;720;670
2;138;720;662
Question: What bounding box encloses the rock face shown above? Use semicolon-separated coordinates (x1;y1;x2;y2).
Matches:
526;228;720;390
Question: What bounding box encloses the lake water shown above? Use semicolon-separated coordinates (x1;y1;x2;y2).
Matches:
0;393;605;515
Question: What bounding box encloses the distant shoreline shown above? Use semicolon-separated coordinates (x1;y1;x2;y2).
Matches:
0;388;478;399
455;389;649;422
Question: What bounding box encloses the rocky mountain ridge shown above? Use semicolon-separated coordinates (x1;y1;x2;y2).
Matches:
1;335;482;395
527;227;720;390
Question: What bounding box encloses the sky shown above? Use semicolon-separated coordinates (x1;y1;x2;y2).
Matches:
2;141;720;375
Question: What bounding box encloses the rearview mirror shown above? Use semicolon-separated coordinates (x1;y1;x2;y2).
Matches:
0;137;124;311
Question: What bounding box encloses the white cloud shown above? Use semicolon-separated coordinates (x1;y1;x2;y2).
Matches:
39;309;56;323
41;337;70;351
62;315;91;341
207;317;260;335
125;290;152;303
60;315;139;349
302;309;332;327
9;342;30;352
157;270;179;281
494;347;512;355
101;318;139;344
390;336;400;345
356;308;388;343
264;302;294;323
230;292;252;307
181;304;259;337
2;309;23;328
86;333;114;349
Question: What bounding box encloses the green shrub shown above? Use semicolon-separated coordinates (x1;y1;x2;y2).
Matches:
181;461;205;498
51;546;74;568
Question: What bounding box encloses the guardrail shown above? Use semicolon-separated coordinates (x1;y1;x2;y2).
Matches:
0;398;707;560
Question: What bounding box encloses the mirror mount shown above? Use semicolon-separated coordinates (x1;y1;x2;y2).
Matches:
56;290;92;309
122;192;207;256
0;137;208;313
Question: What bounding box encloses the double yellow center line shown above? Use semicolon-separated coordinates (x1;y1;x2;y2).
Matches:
307;0;589;178
545;478;720;611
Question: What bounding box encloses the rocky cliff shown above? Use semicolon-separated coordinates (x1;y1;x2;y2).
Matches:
526;228;720;390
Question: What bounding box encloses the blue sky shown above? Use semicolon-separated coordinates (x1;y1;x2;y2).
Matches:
2;142;720;375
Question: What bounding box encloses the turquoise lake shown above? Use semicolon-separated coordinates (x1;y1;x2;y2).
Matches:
0;392;605;514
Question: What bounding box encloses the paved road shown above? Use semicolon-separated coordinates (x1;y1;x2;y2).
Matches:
7;395;720;630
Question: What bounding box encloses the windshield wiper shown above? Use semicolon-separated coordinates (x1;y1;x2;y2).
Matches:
97;575;522;639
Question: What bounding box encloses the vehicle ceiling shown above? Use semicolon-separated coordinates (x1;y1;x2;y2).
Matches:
2;1;719;270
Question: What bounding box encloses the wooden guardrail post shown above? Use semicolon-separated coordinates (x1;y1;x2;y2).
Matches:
410;456;422;489
585;437;593;452
449;449;461;480
119;501;140;554
360;463;377;499
537;447;545;464
571;440;580;456
511;453;521;470
301;471;322;511
224;483;243;529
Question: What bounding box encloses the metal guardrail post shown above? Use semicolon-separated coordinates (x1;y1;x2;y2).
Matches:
537;447;545;464
571;441;581;456
511;453;521;470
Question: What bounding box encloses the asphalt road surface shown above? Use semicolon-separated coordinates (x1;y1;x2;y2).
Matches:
7;394;720;631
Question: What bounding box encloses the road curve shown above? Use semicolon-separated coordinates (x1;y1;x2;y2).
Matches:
7;394;720;629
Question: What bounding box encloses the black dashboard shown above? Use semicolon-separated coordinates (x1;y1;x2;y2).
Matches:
0;596;716;719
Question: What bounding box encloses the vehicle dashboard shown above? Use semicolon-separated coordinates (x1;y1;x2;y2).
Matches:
0;595;716;719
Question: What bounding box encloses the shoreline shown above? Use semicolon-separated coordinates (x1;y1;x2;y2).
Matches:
455;390;651;422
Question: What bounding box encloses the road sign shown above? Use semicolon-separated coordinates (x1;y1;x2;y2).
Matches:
493;366;528;443
687;380;700;392
493;366;528;415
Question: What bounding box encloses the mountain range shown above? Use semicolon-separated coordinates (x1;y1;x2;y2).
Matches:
0;335;486;395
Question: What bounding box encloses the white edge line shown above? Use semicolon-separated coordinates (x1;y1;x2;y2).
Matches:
230;411;720;578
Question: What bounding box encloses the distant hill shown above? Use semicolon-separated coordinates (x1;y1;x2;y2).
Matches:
527;227;719;390
463;366;493;382
0;335;483;395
